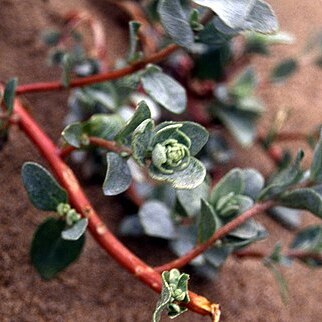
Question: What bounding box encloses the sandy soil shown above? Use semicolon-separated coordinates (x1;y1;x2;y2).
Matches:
1;0;322;321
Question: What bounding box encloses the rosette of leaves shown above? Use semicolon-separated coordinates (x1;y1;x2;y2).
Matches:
152;269;190;322
146;122;208;189
112;101;209;192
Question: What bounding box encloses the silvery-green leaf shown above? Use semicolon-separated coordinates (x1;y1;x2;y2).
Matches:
118;215;144;237
193;0;256;29
290;226;322;267
158;0;194;49
310;130;322;183
131;119;154;166
259;150;304;200
229;218;266;239
215;107;259;146
152;271;172;322
279;188;322;219
210;168;244;204
21;162;68;211
270;58;298;83
152;123;190;148
84;114;125;140
141;68;187;114
234;195;254;213
291;226;322;252
149;157;206;189
268;207;302;230
62;122;83;148
198;199;219;243
170;226;205;265
83;88;117;111
178;122;209;155
61;218;88;241
102;152;132;196
193;0;278;33
115;100;151;144
204;246;232;268
238;0;278;34
176;180;209;217
242;168;265;200
231;68;257;98
138;200;176;239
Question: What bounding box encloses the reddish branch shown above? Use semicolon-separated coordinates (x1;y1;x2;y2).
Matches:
16;44;178;95
155;200;275;272
12;96;220;320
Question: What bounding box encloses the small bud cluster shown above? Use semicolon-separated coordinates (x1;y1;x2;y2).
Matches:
56;203;81;226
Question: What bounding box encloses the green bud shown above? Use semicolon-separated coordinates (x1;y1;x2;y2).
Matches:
56;203;71;216
151;139;190;174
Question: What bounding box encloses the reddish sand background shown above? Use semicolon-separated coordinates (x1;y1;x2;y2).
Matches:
1;1;322;321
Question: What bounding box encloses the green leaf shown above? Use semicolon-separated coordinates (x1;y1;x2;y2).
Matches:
102;152;132;196
158;0;194;49
31;218;85;279
152;123;190;147
176;180;209;217
61;218;88;241
193;0;278;33
22;162;67;211
152;273;172;322
229;218;265;239
62;122;83;148
268;207;302;230
310;130;322;183
84;114;124;140
231;68;257;98
115;100;151;144
279;188;322;219
128;21;142;62
141;67;187;114
242;168;265;200
215;107;260;146
198;199;219;243
3;78;17;114
149;157;206;189
210;168;244;205
131;119;154;166
178;122;209;155
138;200;176;239
204;246;231;268
259;151;304;200
290;226;322;267
270;58;298;83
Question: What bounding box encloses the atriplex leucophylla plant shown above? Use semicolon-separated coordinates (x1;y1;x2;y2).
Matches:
1;0;322;320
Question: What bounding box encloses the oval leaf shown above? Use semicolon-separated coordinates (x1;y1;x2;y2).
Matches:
141;68;187;114
61;218;88;241
31;218;85;279
102;152;132;196
270;58;298;83
158;0;194;49
22;162;67;211
138;200;176;239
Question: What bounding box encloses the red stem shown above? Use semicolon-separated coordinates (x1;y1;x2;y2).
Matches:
16;44;178;95
155;200;275;272
12;97;219;320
